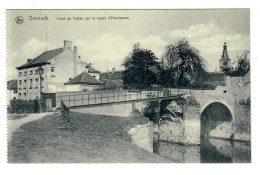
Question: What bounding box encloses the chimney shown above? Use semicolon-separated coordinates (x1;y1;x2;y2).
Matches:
64;40;72;50
27;59;32;63
112;68;115;72
74;46;77;77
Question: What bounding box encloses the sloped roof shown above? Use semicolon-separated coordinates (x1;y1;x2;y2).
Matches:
109;71;123;80
7;79;17;90
100;70;123;80
85;65;100;73
65;71;101;85
100;72;111;80
17;48;64;70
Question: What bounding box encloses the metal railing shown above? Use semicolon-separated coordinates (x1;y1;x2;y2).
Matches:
56;88;217;109
56;90;173;108
60;99;70;122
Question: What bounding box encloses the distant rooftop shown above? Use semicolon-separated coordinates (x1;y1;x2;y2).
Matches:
85;65;100;74
7;79;17;90
100;70;123;80
65;71;101;85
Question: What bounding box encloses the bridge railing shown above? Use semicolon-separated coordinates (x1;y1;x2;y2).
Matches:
56;90;172;108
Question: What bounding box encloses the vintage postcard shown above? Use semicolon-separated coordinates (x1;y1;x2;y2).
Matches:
5;9;250;163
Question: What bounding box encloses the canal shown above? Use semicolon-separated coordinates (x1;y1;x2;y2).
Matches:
153;133;251;163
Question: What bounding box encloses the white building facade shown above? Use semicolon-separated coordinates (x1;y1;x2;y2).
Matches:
16;40;99;100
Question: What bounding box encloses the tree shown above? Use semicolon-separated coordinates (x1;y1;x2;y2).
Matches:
224;50;250;77
122;43;160;89
161;39;207;87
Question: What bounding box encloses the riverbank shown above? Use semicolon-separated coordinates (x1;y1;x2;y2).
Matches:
8;112;171;163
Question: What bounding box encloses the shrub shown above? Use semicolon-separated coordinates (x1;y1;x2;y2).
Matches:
9;99;39;114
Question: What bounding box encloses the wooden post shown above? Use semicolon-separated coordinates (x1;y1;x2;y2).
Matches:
95;93;96;104
118;91;120;102
101;93;102;104
82;94;83;105
107;92;109;103
88;94;89;105
125;91;126;102
113;91;114;102
69;96;70;107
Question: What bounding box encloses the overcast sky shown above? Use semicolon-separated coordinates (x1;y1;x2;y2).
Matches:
6;9;250;80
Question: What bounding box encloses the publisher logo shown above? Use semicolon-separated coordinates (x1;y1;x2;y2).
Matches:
15;16;24;25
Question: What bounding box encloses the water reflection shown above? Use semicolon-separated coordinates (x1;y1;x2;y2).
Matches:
153;133;251;163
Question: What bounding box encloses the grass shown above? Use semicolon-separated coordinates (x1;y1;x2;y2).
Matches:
7;114;29;120
8;111;171;163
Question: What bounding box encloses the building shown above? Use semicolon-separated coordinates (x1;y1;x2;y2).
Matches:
203;72;226;86
7;79;18;106
85;63;101;80
100;68;124;89
219;42;231;72
64;71;101;91
16;40;99;100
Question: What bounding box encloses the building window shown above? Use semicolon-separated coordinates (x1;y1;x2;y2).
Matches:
19;80;22;86
18;93;21;97
30;70;33;75
18;72;22;77
35;70;38;74
24;71;27;76
51;67;55;72
14;90;17;94
23;93;26;97
23;80;27;89
29;79;33;88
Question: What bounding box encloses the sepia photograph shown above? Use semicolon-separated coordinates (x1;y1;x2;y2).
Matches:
5;9;251;164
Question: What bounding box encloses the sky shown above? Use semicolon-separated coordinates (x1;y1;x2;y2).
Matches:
6;9;250;80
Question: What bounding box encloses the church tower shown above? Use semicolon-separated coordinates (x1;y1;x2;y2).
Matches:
219;42;231;72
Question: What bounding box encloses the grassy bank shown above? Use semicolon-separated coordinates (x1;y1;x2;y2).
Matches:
7;114;28;120
8;112;171;163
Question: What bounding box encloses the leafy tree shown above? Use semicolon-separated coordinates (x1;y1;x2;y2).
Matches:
161;39;207;88
122;43;160;89
224;50;250;77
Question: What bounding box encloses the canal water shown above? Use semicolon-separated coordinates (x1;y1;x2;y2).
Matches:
153;133;251;163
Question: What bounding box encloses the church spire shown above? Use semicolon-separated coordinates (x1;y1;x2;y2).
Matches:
219;42;231;72
221;42;229;60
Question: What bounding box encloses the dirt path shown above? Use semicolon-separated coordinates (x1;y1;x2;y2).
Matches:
7;112;55;142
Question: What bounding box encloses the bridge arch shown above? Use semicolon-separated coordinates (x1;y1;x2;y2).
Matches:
199;99;234;120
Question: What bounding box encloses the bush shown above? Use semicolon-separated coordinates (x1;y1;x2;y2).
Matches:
143;101;160;123
9;99;39;114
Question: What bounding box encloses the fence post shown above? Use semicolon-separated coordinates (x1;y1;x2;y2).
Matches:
118;91;120;102
95;93;96;104
125;91;126;102
101;93;102;104
88;94;89;105
69;96;70;107
82;94;83;105
113;91;115;102
107;92;109;103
